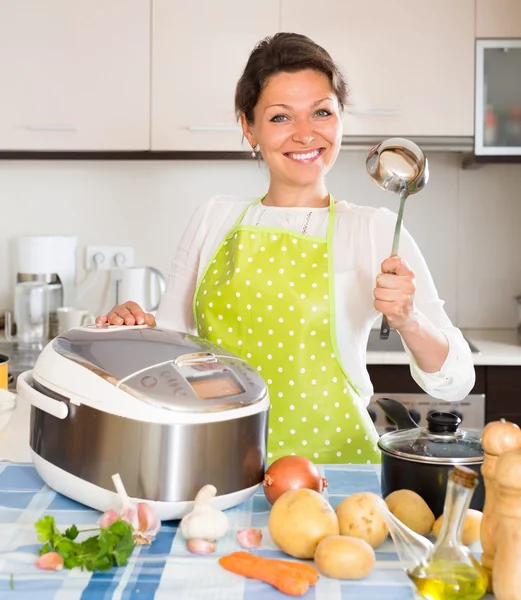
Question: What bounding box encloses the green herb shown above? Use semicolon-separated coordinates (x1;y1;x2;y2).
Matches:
9;573;14;590
34;516;135;572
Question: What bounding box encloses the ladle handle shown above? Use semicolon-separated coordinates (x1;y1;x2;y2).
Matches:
379;189;409;340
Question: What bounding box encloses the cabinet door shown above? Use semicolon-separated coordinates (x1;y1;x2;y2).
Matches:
152;0;280;151
0;1;150;151
477;0;521;38
281;0;475;137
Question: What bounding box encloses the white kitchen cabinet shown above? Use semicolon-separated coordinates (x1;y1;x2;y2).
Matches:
281;0;475;137
151;0;280;151
477;0;521;38
0;1;150;151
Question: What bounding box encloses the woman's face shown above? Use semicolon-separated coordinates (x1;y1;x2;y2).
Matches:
241;69;343;187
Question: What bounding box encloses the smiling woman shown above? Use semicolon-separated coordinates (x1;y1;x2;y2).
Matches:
97;32;476;465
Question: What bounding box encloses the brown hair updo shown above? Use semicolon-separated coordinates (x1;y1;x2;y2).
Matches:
235;32;348;124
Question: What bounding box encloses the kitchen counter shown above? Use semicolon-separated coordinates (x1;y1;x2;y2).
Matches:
0;461;494;599
367;328;521;366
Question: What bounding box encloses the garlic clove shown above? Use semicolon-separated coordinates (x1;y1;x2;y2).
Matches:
133;502;161;545
137;502;161;534
99;509;119;529
186;538;216;555
237;528;263;549
36;551;64;571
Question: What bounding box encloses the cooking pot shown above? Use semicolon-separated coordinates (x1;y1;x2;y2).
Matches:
0;354;8;390
377;397;484;518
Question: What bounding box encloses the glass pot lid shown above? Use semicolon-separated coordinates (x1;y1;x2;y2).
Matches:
378;411;484;464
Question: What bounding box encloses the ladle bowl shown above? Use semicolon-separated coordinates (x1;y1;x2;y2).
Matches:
366;137;429;196
366;138;429;339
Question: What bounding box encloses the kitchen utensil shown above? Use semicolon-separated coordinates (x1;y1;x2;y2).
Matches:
109;266;166;314
57;307;95;334
407;466;488;600
480;420;521;593
366;138;429;340
14;236;77;339
0;354;8;390
493;448;521;600
377;397;484;518
16;325;269;520
5;281;50;348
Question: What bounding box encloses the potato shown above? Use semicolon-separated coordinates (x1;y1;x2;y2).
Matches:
314;535;375;579
335;492;389;548
384;489;435;536
432;509;483;545
268;489;339;559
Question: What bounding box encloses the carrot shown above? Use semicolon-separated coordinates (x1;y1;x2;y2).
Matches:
228;551;319;584
268;558;319;585
219;552;310;597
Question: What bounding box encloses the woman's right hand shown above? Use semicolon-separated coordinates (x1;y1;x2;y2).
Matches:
95;301;157;327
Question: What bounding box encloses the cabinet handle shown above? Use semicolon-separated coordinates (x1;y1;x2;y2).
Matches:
25;125;78;132
188;125;241;132
346;109;400;117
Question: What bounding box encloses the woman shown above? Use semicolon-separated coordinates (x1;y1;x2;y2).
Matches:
96;33;475;464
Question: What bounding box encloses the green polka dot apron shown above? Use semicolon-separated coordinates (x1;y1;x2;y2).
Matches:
193;195;381;465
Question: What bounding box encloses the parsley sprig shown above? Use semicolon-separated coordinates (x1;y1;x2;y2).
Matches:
35;515;135;571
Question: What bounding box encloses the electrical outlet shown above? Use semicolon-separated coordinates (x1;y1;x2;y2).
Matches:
85;246;134;271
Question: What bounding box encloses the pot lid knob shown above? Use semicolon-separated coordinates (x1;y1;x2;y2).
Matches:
427;411;461;434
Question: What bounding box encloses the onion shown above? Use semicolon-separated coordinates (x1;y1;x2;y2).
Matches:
262;455;328;505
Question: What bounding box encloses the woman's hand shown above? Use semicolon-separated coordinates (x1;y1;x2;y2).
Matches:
96;301;157;328
373;255;418;332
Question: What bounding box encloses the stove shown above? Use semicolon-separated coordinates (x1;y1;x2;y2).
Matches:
366;329;484;434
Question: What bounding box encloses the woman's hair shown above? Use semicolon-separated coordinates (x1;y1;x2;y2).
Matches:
235;32;348;124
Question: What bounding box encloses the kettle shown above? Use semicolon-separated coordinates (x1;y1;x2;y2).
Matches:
109;266;166;314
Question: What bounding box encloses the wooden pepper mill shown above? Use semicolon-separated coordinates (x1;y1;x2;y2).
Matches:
493;448;521;600
480;419;521;593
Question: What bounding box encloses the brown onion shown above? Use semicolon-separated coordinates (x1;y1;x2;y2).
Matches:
263;455;328;505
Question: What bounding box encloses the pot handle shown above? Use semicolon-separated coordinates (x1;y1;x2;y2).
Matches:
376;397;419;430
17;370;68;420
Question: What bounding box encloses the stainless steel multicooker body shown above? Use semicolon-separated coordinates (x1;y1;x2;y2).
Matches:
17;325;270;519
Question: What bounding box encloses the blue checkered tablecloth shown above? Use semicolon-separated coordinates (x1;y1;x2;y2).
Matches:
0;462;494;599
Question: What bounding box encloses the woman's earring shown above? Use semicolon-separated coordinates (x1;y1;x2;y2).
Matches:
251;144;257;158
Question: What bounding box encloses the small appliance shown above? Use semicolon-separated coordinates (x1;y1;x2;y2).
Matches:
17;325;269;519
12;236;77;339
107;266;166;315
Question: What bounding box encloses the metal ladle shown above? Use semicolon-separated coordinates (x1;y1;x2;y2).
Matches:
366;137;429;340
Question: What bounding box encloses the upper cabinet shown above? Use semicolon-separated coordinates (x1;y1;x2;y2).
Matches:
0;1;150;151
281;0;476;138
475;40;521;155
151;0;280;151
477;0;521;38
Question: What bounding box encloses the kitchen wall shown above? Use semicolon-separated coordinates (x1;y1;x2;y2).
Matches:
1;152;520;329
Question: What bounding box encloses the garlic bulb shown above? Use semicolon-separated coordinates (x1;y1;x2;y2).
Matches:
180;484;229;542
99;474;161;545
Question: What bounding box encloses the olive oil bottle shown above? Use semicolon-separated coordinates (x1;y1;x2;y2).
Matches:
407;466;488;600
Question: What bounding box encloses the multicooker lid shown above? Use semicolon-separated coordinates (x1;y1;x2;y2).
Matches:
51;326;267;413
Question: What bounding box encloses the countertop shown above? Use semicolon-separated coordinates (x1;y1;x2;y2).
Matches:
366;328;521;366
0;461;493;599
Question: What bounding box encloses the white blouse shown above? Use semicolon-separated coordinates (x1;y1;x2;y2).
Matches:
156;194;475;406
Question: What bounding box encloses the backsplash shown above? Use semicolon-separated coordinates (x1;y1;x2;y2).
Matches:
0;152;520;329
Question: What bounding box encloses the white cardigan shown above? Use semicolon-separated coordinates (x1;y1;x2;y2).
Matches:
156;195;475;406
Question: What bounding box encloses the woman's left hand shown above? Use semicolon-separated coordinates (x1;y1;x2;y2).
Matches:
374;255;418;331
